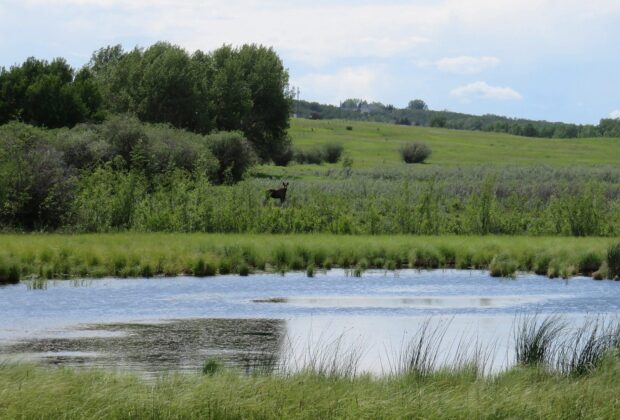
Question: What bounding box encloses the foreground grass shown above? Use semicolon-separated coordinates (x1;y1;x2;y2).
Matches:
0;233;618;281
1;361;619;419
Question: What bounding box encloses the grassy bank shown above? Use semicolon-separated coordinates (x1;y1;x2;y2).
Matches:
1;359;619;419
1;233;619;282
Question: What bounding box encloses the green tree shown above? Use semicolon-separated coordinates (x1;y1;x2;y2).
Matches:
408;99;428;110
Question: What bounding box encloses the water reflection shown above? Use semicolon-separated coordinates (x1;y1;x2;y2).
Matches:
1;318;285;377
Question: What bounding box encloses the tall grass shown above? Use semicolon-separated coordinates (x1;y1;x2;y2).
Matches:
0;233;617;281
514;314;620;376
514;314;566;367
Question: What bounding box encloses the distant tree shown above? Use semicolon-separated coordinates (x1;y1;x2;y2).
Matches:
523;123;538;137
408;99;428;110
430;115;447;128
340;98;362;109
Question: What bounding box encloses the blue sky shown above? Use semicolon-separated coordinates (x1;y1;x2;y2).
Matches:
1;0;619;124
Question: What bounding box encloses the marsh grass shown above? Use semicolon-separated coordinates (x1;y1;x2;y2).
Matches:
389;319;451;378
280;333;365;379
0;234;618;282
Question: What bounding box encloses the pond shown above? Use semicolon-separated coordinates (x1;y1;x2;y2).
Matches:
1;269;619;376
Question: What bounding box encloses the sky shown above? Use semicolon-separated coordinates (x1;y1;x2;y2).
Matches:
1;0;619;124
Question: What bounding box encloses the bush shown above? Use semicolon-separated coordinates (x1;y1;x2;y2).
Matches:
400;142;431;164
207;132;256;184
294;148;324;165
272;143;294;166
322;143;344;163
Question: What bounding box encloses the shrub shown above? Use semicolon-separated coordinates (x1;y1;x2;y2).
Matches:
346;126;353;131
322;143;344;163
207;132;256;184
400;142;431;164
101;115;149;165
294;148;324;164
272;143;294;166
607;242;620;278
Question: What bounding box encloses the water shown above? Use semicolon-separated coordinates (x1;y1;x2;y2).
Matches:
1;269;619;376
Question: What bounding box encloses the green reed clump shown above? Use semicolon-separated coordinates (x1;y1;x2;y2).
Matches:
238;263;250;276
392;319;449;378
555;320;610;376
140;263;154;278
489;254;518;278
202;358;223;376
0;260;20;284
578;252;603;275
218;259;232;275
514;314;565;367
606;242;620;279
306;264;315;278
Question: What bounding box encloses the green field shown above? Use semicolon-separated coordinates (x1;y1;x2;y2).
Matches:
2;360;620;419
286;118;620;169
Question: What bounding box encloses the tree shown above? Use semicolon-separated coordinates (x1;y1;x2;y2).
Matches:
408;99;428;110
89;42;292;161
0;57;101;128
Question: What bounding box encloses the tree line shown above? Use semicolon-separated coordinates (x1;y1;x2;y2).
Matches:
0;42;293;161
296;99;620;139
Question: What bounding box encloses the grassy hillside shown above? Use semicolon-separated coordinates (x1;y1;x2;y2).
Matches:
284;118;620;170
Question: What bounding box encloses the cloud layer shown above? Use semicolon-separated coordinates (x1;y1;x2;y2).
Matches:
2;0;620;122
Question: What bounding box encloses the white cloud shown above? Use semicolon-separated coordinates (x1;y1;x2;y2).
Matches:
435;56;500;74
610;110;620;119
292;66;382;105
450;81;523;102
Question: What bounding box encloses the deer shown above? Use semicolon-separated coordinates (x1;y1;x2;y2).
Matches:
266;182;289;205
